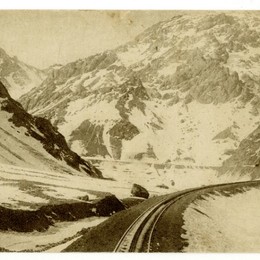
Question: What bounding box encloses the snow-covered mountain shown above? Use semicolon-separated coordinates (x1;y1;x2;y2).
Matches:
0;48;47;99
20;12;260;166
0;81;101;177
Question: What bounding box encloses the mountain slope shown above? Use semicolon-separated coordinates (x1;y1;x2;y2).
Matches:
0;48;46;99
220;124;260;179
0;81;101;177
20;12;260;166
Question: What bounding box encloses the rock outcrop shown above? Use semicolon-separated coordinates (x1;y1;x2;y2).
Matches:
0;195;125;232
131;183;149;199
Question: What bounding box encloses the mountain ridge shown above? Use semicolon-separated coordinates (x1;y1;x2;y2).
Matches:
0;47;47;99
18;12;260;167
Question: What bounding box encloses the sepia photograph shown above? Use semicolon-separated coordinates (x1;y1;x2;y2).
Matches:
0;3;260;254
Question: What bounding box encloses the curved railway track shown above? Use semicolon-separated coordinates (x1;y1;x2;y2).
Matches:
113;180;260;252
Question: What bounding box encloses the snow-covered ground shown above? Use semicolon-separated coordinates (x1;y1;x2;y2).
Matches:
89;159;252;194
0;158;251;252
0;162;130;209
0;108;87;176
182;186;260;252
0;155;250;211
0;217;106;252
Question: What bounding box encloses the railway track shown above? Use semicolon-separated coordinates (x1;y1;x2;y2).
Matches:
113;180;260;252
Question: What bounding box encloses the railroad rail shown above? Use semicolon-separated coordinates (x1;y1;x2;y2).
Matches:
113;180;260;252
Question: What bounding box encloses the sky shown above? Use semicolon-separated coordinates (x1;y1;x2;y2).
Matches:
0;10;182;69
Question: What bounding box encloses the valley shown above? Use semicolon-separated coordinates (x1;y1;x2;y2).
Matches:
0;10;260;253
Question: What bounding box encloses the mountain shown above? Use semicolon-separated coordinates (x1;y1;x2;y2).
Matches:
0;81;102;178
0;48;46;99
220;124;260;179
19;12;260;166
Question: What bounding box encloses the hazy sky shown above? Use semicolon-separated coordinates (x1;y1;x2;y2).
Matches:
0;10;182;69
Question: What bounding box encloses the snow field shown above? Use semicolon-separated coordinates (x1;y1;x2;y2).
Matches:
182;186;260;252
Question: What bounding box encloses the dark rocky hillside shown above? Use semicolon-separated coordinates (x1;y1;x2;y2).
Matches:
0;81;102;177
